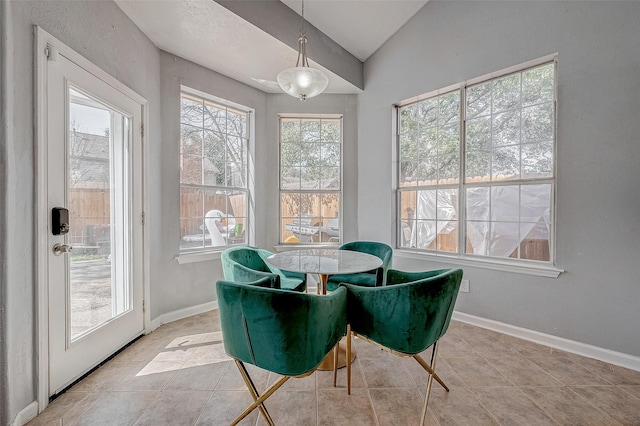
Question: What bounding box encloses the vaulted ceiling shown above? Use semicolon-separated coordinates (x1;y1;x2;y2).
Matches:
114;0;428;94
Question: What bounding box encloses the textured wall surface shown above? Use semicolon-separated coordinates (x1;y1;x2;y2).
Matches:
5;1;160;423
154;52;269;319
358;1;640;357
1;0;10;423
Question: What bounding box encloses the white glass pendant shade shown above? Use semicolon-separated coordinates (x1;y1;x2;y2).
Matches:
277;66;329;101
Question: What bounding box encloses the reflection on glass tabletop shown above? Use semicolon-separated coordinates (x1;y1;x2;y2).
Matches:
266;249;382;275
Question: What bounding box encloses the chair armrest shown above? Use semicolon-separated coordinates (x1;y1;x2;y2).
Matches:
385;268;449;286
232;263;281;288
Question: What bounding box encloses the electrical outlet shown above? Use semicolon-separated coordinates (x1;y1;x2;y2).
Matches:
460;279;470;293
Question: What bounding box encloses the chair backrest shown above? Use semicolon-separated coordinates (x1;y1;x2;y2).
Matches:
221;246;271;280
343;268;462;354
339;241;393;284
216;278;347;376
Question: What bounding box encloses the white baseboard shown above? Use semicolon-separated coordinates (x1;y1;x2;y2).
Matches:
148;300;218;332
452;311;640;372
12;401;38;426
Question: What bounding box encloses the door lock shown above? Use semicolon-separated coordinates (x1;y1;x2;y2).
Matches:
52;243;73;256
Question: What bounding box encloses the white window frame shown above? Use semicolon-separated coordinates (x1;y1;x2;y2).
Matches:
395;55;563;277
177;86;253;260
278;114;343;245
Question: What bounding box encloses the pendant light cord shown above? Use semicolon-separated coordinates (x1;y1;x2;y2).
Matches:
295;0;308;68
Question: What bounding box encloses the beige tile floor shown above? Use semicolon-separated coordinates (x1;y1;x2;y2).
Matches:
28;311;640;426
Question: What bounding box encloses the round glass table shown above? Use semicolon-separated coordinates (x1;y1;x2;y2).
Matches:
266;248;382;370
266;248;382;295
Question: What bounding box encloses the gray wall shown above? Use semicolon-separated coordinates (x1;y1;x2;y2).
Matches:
3;1;161;423
358;1;640;356
154;52;268;319
1;0;10;423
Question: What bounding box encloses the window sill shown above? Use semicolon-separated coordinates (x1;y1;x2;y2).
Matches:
273;243;341;253
395;249;564;278
175;250;222;264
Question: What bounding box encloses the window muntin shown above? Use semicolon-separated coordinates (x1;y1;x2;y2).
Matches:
280;116;342;244
179;91;250;252
398;61;555;263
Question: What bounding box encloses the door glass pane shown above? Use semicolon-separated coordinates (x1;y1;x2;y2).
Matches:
68;86;131;341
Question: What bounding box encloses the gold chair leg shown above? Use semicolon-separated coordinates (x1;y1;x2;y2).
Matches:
346;324;352;395
413;354;449;391
333;342;339;387
420;341;440;426
233;360;290;426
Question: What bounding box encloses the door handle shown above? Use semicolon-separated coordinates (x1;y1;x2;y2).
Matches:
52;243;73;256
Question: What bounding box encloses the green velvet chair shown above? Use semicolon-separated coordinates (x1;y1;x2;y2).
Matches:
216;278;347;426
326;241;393;291
341;268;463;425
221;246;306;292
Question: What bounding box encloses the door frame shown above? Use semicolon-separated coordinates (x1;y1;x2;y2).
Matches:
35;26;150;412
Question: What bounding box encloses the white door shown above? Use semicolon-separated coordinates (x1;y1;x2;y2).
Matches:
47;52;144;395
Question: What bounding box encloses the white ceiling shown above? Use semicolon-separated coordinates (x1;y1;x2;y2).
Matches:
115;0;427;94
280;0;427;62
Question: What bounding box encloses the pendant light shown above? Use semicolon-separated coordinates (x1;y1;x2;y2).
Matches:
277;0;328;101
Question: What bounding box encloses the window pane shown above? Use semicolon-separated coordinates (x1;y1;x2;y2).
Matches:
204;102;226;133
436;221;458;253
181;124;203;156
300;142;321;166
417;156;437;184
281;119;301;143
522;102;554;143
438;124;459;156
488;221;519;257
180;91;251;252
492;111;521;147
522;141;553;177
281;140;301;168
522;63;554;107
466;221;490;255
321;167;340;190
439;153;459;183
203;131;225;185
399;104;418;134
399;191;417;248
180;218;206;250
322;120;341;143
321;143;340;165
400;131;418;162
465;151;491;180
519;222;550;261
280;117;342;244
466;187;490;221
466;116;491;151
420;127;438;157
492;73;521;113
181;96;203;127
301;120;321;142
418;97;438;128
439;92;460;126
491;185;520;222
227;110;245;137
180;155;202;185
466;82;491;119
300;167;321;189
492;145;520;180
281;167;301;190
520;184;551;223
